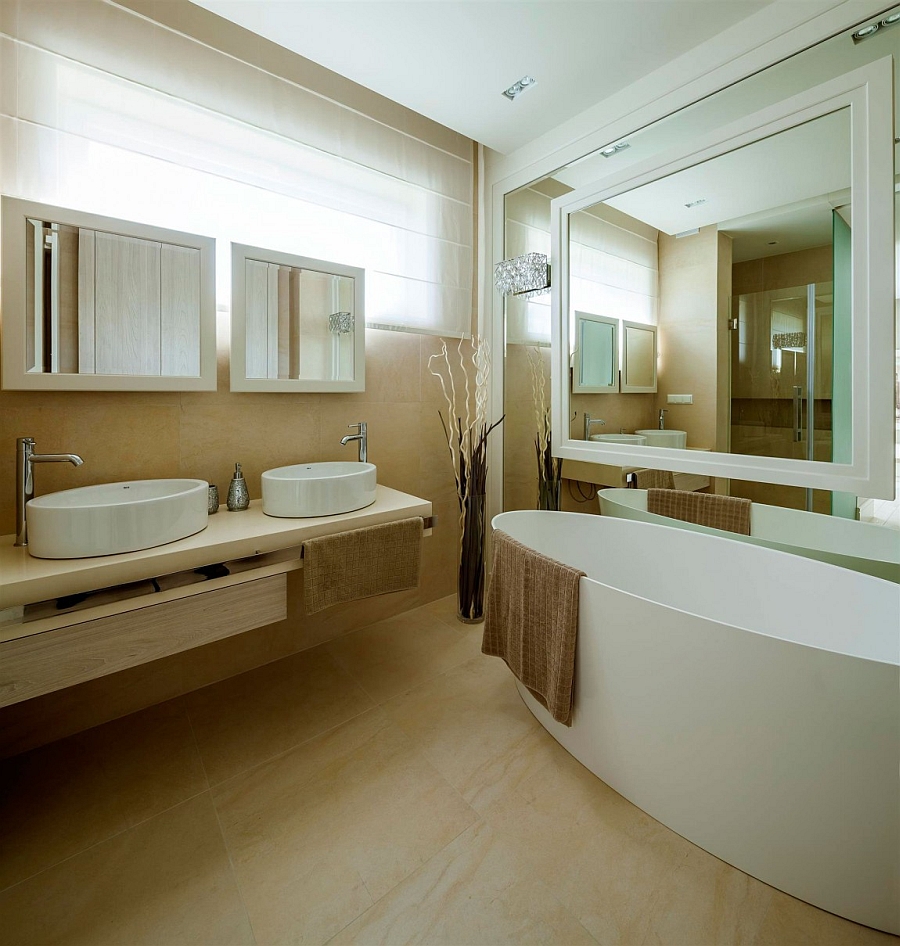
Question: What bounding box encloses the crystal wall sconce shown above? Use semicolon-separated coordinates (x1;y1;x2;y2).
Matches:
494;252;550;299
772;331;807;351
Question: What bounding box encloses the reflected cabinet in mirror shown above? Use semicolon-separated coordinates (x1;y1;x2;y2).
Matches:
549;59;894;499
231;244;365;393
573;312;618;393
0;198;216;390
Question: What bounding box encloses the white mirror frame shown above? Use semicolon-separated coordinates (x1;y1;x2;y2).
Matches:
620;320;658;394
573;311;619;393
230;243;365;393
0;198;217;391
551;58;895;498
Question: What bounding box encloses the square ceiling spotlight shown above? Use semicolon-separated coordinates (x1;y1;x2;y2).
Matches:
494;252;550;298
502;75;536;100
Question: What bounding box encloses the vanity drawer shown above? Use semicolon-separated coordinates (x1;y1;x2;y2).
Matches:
0;574;286;708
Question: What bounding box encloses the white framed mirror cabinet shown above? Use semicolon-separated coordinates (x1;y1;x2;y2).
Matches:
230;244;365;393
0;198;216;391
620;320;657;394
548;58;894;499
572;312;619;393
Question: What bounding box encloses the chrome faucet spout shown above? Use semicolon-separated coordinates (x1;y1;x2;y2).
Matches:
15;437;84;547
340;422;367;463
583;413;606;441
658;409;668;430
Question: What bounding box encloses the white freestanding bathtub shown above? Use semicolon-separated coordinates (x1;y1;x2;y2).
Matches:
598;487;900;582
492;510;900;935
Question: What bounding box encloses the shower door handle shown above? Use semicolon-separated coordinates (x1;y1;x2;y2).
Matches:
792;385;803;442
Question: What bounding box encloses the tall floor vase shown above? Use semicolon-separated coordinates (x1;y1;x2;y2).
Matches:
457;492;486;623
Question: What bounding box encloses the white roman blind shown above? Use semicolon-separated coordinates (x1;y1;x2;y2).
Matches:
504;185;658;345
0;0;474;337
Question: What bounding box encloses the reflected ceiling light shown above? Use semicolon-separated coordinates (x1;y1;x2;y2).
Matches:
882;12;900;25
494;252;550;298
600;142;630;158
851;22;880;40
684;198;706;208
502;75;536;100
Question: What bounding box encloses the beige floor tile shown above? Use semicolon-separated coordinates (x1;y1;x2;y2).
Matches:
325;606;483;703
639;844;773;945
212;709;477;945
0;700;207;891
755;889;899;945
184;646;376;785
0;793;253;946
329;820;596;945
382;654;563;810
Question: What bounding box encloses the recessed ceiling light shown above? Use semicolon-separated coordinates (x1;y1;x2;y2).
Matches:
600;142;630;158
852;22;880;41
502;76;536;101
684;198;706;208
767;240;778;246
882;11;900;25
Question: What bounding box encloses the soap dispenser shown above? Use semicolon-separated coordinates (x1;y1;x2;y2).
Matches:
227;462;250;511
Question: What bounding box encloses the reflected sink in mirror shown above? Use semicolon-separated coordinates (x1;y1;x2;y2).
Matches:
262;462;377;517
27;479;209;559
591;433;648;445
635;429;688;448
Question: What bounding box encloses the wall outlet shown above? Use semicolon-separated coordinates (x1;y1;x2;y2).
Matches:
667;394;693;404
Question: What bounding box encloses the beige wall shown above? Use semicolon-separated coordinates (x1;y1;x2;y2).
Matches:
0;1;471;755
656;225;731;451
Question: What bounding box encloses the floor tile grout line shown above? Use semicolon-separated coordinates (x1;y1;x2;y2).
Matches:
0;787;212;899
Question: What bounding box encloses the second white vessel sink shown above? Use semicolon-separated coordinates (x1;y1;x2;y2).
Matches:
591;433;648;445
27;479;209;559
262;462;377;517
635;429;688;448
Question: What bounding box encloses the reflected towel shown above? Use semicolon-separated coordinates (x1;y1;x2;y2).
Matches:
482;529;585;726
647;489;751;535
630;468;675;489
302;517;423;614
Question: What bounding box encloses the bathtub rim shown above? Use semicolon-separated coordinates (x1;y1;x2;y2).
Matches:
492;509;899;667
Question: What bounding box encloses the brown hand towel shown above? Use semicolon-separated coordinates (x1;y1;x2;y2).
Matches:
302;517;423;614
482;529;585;727
647;489;752;535
630;468;675;489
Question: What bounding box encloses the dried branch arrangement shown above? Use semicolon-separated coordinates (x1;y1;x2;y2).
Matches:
429;336;504;621
526;346;562;511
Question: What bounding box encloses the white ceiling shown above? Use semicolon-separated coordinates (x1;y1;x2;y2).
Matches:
191;0;773;154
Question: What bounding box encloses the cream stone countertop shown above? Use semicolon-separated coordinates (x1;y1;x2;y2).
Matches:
0;485;431;610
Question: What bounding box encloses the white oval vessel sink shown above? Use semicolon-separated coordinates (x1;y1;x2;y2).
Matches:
262;462;377;518
591;433;648;445
635;429;688;448
27;479;209;559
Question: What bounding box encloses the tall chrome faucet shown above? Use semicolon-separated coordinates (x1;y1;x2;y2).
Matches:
15;437;84;547
583;413;606;440
658;409;668;430
340;422;367;463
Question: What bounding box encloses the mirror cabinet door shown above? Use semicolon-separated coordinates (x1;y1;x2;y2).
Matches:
2;198;216;391
231;244;365;393
621;321;657;393
573;312;618;393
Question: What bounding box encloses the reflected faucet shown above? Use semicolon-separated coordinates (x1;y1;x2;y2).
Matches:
583;413;606;441
340;422;367;463
658;409;668;430
15;437;84;547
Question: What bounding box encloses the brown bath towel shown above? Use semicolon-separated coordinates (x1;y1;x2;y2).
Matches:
302;517;423;613
482;529;585;726
629;468;675;489
647;489;752;535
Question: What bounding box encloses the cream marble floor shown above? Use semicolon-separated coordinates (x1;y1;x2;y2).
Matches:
0;594;897;946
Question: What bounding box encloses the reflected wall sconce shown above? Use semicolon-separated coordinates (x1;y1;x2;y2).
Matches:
772;331;807;351
329;311;354;334
494;252;550;298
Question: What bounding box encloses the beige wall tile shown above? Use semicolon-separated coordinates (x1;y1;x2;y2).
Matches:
212;710;477;944
0;793;253;945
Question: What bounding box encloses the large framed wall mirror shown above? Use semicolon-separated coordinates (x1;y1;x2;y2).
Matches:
548;58;894;499
0;198;216;391
230;244;365;393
